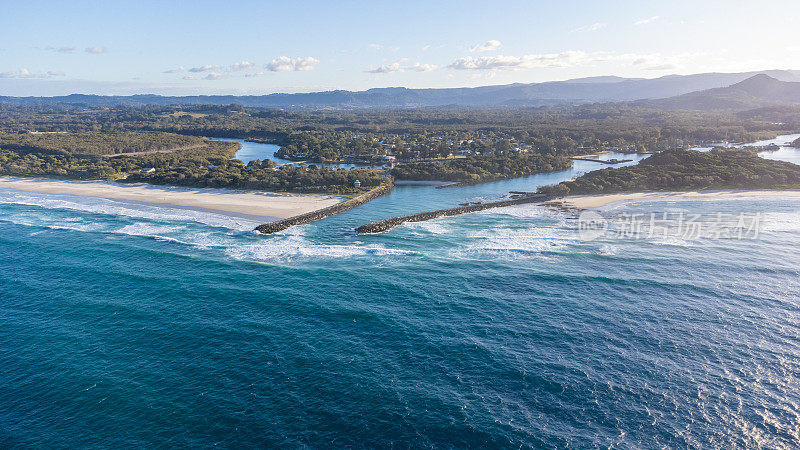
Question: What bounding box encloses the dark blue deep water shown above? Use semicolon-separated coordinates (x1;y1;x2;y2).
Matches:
1;139;800;447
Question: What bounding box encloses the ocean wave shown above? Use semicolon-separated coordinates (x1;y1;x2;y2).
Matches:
0;189;260;231
461;225;577;256
474;203;561;219
760;211;800;232
402;220;450;235
226;228;416;262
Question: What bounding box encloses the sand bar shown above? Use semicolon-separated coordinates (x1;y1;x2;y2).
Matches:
552;190;800;209
0;176;342;219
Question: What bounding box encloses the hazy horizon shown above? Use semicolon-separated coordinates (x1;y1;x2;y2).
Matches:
2;0;799;96
2;69;799;99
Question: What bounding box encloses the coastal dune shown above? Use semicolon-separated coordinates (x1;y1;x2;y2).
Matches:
0;176;342;220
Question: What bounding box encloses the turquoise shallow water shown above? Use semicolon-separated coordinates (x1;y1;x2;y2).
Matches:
2;143;800;447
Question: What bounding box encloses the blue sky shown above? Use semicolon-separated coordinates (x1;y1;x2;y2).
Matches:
1;0;798;95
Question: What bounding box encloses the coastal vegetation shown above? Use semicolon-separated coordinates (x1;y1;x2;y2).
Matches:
0;131;385;194
538;149;800;196
0;131;205;156
1;103;793;160
791;137;800;148
391;153;572;183
0;103;797;195
128;162;386;195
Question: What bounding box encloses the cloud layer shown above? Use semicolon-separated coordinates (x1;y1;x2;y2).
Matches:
266;56;320;72
572;23;606;33
0;68;65;79
367;61;438;74
449;51;591;70
44;46;76;53
469;40;502;52
635;16;660;25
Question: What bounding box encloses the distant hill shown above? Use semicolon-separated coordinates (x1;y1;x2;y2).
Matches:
638;74;800;110
2;70;800;108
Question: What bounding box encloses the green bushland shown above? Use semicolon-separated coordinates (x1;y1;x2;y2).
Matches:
0;131;205;156
126;161;387;195
2;103;794;162
390;153;572;183
538;149;800;196
1;103;798;193
0;131;386;194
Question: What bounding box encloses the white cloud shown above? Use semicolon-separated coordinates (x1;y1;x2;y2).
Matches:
182;75;195;80
422;45;431;51
367;61;438;74
469;40;502;52
367;62;402;73
572;22;606;33
448;50;695;72
85;46;107;54
163;66;185;73
368;43;383;50
0;68;64;79
189;64;221;73
630;52;690;71
448;51;591;70
229;61;255;71
635;16;660;25
204;73;224;80
44;46;75;53
266;56;320;72
409;62;437;72
244;71;265;78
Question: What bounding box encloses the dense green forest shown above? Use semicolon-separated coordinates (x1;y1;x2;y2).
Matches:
0;139;239;180
391;153;572;183
127;162;386;195
538;149;800;196
0;102;797;194
0;131;205;156
0;103;793;161
0;131;384;194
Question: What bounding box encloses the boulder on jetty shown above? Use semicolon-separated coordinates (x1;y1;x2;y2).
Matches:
255;183;392;234
356;194;549;234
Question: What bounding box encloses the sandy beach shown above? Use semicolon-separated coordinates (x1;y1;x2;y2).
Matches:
0;176;342;220
550;190;800;209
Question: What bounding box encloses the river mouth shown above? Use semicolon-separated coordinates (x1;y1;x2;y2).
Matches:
217;134;800;220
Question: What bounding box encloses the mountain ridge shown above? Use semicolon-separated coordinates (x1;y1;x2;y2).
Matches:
2;70;800;109
637;74;800;110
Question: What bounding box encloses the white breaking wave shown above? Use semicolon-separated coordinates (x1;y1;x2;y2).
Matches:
226;232;417;262
462;224;578;256
402;220;451;235
0;189;260;231
474;203;560;219
760;211;800;232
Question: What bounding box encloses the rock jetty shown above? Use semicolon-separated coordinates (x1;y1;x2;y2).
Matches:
355;194;549;234
572;157;633;164
255;183;393;234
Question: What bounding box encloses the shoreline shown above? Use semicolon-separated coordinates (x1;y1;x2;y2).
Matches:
548;189;800;209
0;176;343;220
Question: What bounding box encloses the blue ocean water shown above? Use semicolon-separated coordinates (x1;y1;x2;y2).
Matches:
1;144;800;447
